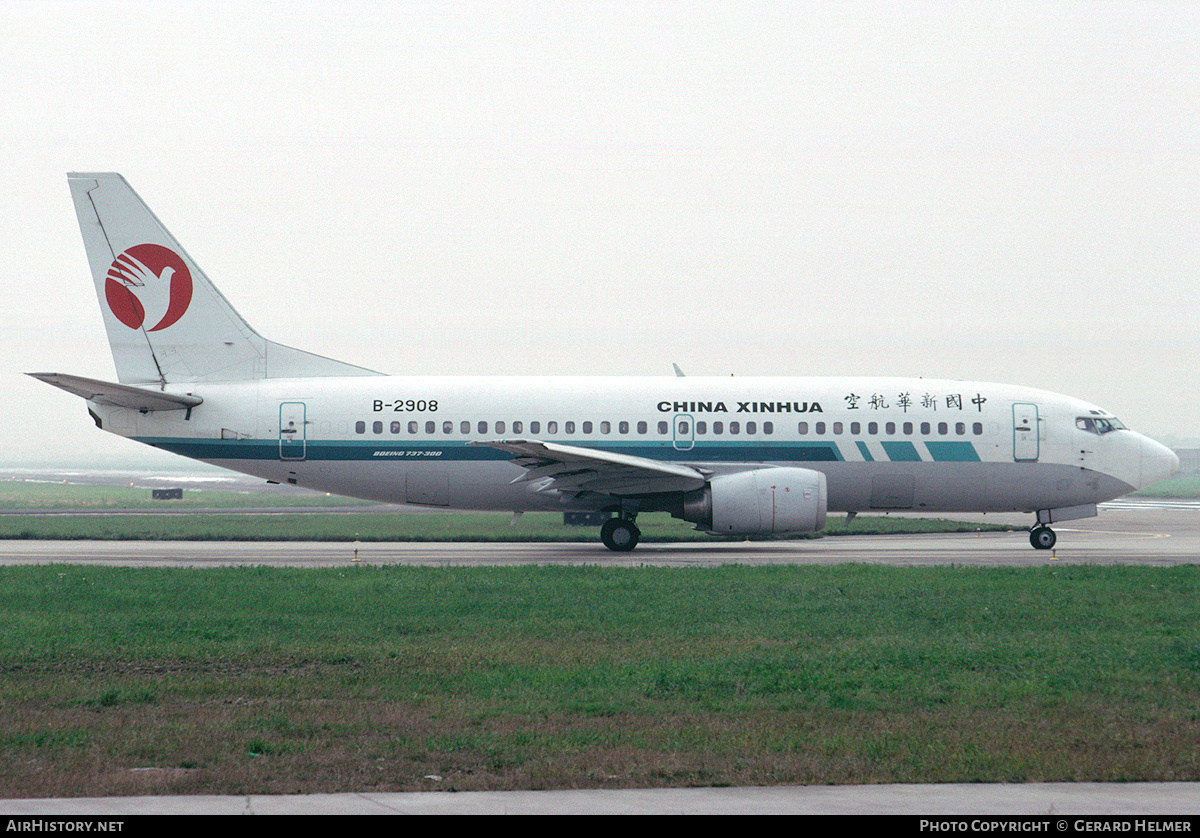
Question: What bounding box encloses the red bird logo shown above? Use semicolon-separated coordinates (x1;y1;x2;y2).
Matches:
105;244;193;331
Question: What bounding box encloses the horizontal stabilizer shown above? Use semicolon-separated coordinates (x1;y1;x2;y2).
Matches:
27;372;202;412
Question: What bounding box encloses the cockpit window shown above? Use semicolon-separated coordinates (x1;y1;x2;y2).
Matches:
1076;416;1126;435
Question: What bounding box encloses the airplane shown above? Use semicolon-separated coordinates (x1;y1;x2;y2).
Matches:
31;173;1179;552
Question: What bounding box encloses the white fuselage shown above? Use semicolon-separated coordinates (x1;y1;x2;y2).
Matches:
89;375;1177;518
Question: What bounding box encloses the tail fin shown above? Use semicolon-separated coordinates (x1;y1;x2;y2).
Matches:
68;173;380;384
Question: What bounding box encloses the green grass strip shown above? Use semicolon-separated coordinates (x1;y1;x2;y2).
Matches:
0;564;1196;795
0;510;1010;542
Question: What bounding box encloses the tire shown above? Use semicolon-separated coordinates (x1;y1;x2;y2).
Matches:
1029;526;1057;550
601;518;640;552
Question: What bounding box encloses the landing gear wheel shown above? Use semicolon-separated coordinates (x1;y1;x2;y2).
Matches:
1030;526;1057;550
601;518;640;552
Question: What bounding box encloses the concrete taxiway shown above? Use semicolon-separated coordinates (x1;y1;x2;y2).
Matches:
4;782;1200;815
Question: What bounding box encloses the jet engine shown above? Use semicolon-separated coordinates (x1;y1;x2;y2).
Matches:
677;467;827;536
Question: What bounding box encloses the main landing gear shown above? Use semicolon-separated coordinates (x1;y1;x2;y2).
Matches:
1029;525;1057;550
601;515;640;552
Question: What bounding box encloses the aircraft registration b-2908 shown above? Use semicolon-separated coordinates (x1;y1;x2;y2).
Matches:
32;173;1179;551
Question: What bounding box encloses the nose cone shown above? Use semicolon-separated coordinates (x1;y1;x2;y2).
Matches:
1140;436;1179;488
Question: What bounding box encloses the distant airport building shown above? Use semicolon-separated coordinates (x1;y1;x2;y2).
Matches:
152;488;184;500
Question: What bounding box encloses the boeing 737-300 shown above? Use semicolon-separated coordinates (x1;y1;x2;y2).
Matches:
30;173;1180;551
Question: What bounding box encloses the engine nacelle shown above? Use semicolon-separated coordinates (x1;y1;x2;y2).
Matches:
679;467;828;536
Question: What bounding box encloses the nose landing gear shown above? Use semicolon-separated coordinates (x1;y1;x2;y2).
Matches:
1029;525;1057;550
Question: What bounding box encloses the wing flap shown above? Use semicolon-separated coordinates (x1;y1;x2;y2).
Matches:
468;439;707;495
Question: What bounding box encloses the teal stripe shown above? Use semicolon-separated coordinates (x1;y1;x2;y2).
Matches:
137;436;980;464
881;441;921;461
133;437;846;463
925;441;981;462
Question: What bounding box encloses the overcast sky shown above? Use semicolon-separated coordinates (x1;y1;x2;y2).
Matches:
3;0;1198;468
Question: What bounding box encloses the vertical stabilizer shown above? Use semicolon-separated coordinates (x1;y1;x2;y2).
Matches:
68;173;379;384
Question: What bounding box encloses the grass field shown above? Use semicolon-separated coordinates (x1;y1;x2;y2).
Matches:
1133;475;1200;498
0;563;1197;797
2;472;1193;544
2;470;1190;542
0;478;1015;542
0;480;369;510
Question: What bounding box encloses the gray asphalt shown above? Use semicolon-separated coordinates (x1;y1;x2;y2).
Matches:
3;782;1200;815
1;499;1195;567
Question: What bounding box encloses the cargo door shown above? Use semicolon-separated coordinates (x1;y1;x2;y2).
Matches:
870;474;915;509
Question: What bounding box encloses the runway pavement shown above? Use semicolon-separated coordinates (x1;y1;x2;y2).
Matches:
0;500;1194;567
4;782;1200;815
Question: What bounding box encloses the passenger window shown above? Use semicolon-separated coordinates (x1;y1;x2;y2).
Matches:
600;421;610;434
355;421;365;434
746;421;756;434
938;422;948;435
409;421;418;434
868;422;878;435
903;422;913;435
851;422;860;435
582;421;592;434
814;422;824;435
730;421;740;435
618;421;628;434
885;422;895;435
956;422;966;435
391;421;401;434
920;422;930;435
565;421;575;434
657;421;668;434
443;421;453;434
973;422;983;435
713;421;723;434
513;421;523;434
678;421;690;435
530;421;540;434
798;422;808;435
833;422;842;435
461;421;471;434
764;422;773;434
425;421;435;434
637;421;647;434
696;421;707;434
495;421;505;435
478;421;488;434
547;421;557;434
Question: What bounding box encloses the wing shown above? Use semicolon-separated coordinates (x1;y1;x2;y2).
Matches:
468;439;708;496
